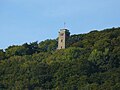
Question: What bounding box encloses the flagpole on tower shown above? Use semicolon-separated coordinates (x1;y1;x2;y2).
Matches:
64;22;66;29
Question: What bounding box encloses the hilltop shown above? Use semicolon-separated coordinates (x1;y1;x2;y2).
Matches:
0;27;120;90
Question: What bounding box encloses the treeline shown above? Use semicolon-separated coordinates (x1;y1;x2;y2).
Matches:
0;27;120;90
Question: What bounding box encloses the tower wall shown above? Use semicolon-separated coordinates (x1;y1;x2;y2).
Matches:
58;29;70;49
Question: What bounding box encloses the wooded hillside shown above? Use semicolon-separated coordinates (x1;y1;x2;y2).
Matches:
0;27;120;90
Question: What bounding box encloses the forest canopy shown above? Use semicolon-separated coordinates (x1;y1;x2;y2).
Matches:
0;27;120;90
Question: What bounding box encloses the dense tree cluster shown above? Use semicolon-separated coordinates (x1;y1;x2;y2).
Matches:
0;27;120;90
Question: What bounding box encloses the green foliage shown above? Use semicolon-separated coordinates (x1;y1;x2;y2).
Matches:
5;45;28;57
38;39;57;52
0;49;5;60
0;27;120;90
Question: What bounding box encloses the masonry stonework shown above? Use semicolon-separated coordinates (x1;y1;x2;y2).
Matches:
58;29;70;49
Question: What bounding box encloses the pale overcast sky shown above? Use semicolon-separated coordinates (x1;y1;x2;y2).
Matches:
0;0;120;49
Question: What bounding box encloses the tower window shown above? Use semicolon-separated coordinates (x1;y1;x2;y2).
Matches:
60;33;64;36
61;39;63;42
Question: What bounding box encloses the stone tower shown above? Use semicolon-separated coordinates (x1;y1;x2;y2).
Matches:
58;29;70;49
